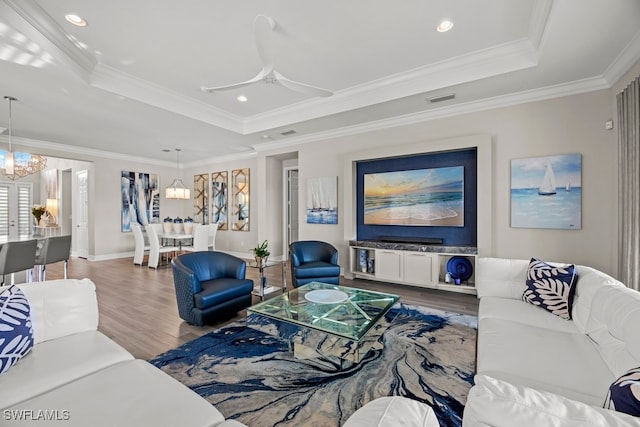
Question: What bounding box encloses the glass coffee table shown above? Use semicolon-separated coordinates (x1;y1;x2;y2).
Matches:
247;281;399;369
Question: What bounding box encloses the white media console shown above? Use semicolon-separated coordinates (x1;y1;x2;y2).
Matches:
348;241;478;295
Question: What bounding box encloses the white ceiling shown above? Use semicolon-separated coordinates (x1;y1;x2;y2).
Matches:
0;0;639;165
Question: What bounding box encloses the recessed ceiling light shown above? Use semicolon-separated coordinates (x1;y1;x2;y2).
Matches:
237;95;248;102
65;14;87;27
436;19;453;33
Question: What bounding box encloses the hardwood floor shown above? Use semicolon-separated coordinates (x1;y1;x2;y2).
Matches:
42;255;479;361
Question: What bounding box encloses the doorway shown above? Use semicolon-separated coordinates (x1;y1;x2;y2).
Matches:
0;181;32;241
283;167;299;256
75;170;89;258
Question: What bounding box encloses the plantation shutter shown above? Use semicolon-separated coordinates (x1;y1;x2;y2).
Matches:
0;185;8;239
17;184;31;238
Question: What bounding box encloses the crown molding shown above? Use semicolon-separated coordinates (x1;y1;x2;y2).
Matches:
244;38;539;134
185;149;257;168
603;30;640;87
528;0;554;50
8;0;545;137
0;134;173;166
251;76;610;153
90;63;244;133
2;0;96;81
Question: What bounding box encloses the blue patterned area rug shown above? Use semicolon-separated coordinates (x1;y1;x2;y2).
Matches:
150;304;477;427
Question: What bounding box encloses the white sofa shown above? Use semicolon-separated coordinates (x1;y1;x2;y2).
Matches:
0;279;246;427
463;257;640;426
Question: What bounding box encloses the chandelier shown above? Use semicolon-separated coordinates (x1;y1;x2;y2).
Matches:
165;148;190;200
2;96;47;180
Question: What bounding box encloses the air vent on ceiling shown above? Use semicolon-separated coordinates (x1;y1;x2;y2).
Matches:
428;93;455;103
280;129;297;136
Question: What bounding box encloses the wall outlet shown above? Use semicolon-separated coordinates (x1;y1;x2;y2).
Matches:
605;119;614;130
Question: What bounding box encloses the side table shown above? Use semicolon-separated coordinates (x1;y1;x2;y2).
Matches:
248;259;287;300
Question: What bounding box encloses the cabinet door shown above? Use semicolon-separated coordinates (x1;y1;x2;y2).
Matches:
375;250;403;281
403;252;435;286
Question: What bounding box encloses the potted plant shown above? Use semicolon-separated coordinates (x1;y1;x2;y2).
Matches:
251;240;270;267
32;205;47;225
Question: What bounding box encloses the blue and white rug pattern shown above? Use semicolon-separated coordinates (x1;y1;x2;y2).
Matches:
150;304;477;427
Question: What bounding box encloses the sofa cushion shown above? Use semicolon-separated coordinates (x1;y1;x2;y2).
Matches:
604;367;640;416
586;285;640;377
343;396;440;427
479;297;579;334
0;286;34;375
475;257;530;300
17;279;99;344
463;374;640;427
570;265;625;334
522;258;578;320
0;330;133;409
4;360;226;427
476;316;614;405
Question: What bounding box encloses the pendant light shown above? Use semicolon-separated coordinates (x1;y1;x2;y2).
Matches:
165;148;190;199
2;96;47;180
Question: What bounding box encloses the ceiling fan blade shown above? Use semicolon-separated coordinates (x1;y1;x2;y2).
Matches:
200;68;268;93
274;70;333;98
254;15;276;70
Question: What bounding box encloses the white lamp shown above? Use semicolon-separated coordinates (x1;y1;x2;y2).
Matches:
46;198;58;225
165;148;190;200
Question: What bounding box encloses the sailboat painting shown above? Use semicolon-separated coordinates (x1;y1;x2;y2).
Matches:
511;153;582;229
306;176;338;224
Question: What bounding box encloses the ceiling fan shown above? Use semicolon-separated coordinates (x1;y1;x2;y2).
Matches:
200;15;333;98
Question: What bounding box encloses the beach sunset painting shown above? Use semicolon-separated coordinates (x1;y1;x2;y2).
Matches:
364;166;464;226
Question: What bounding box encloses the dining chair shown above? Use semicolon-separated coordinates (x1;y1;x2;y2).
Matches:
182;224;210;252
209;223;218;250
33;234;72;281
131;223;150;266
0;239;38;285
146;224;179;269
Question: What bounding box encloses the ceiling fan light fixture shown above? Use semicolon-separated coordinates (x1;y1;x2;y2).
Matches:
65;14;87;27
237;95;248;102
436;19;454;33
165;148;190;200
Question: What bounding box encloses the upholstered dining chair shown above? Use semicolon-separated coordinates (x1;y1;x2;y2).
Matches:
0;239;38;285
182;224;210;252
146;224;179;269
33;234;72;281
208;223;218;251
289;240;340;288
131;223;150;266
171;251;254;326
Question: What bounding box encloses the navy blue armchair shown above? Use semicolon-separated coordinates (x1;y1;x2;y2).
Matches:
289;240;340;288
172;251;254;326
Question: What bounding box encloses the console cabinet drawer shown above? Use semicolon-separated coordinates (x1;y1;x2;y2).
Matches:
375;250;403;281
403;252;435;286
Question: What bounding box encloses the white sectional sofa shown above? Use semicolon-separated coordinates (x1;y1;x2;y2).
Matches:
0;279;246;427
463;257;640;426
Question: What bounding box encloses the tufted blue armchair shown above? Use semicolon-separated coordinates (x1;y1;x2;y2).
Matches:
172;251;254;326
289;240;340;288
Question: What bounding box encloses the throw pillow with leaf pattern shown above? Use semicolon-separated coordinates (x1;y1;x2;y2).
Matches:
0;285;34;374
522;258;578;320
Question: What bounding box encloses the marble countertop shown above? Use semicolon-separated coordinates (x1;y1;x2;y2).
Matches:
349;240;477;255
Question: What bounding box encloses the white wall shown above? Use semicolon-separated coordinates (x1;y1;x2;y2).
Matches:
259;89;617;276
24;87;622;277
190;156;259;258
